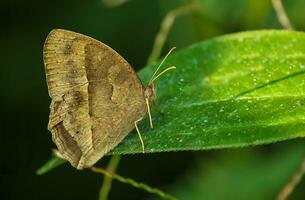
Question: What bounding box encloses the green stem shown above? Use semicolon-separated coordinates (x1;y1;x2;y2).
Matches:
91;167;178;200
147;3;198;64
276;158;305;200
98;155;121;200
271;0;294;30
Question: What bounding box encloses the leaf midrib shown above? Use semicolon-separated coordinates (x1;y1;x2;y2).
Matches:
170;95;305;108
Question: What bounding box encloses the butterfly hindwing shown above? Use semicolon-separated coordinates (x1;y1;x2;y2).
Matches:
43;29;147;169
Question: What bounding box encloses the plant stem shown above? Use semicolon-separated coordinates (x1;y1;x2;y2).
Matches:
276;158;305;200
91;166;178;200
271;0;294;30
147;3;199;64
98;155;121;200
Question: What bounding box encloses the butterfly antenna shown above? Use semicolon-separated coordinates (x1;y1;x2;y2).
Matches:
149;47;176;85
150;66;176;84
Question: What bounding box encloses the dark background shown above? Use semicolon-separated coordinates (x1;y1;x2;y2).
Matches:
1;0;305;199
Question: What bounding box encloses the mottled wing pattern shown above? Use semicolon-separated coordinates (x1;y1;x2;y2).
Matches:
43;29;146;169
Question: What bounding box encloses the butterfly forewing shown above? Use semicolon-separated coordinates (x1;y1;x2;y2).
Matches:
43;29;147;169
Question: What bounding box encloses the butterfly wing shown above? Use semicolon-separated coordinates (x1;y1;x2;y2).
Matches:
43;29;147;169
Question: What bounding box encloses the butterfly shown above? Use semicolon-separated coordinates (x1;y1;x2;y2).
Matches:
43;29;175;169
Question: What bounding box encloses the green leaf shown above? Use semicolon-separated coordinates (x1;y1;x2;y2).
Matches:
38;30;305;174
114;30;305;154
36;157;66;175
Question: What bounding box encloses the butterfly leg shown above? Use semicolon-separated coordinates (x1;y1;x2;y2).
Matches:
145;98;153;128
134;118;145;153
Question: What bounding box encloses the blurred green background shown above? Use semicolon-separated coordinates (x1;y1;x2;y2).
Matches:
1;0;305;199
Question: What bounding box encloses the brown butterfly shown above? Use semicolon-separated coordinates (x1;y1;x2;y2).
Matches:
43;29;175;169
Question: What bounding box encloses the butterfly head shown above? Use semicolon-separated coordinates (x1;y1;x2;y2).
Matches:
144;83;156;102
146;47;176;103
142;48;176;131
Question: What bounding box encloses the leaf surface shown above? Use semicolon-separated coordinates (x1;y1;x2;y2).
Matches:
115;30;305;154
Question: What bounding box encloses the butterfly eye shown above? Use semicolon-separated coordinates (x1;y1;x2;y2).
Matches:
144;85;153;99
